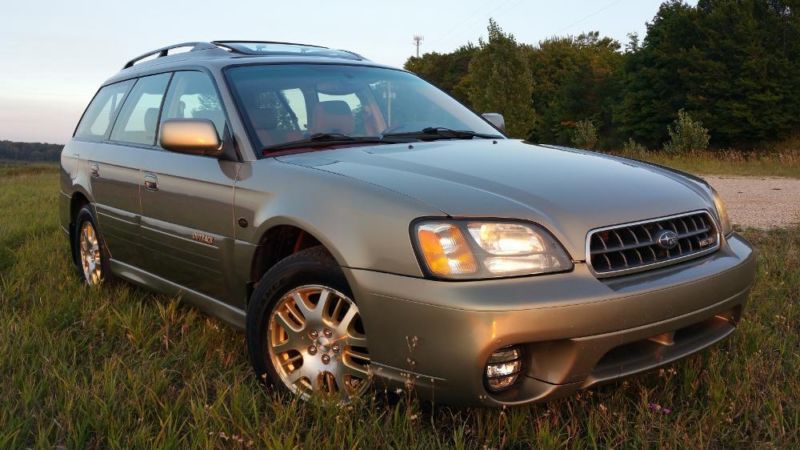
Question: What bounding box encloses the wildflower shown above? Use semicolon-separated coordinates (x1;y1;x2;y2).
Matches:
648;403;672;414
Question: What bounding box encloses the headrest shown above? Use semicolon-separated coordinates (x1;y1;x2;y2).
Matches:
311;101;354;135
249;107;279;130
144;108;160;132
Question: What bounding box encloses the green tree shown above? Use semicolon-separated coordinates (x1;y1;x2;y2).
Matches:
619;0;800;148
617;1;702;148
404;44;477;106
687;0;800;146
401;2;800;150
527;31;625;147
467;19;535;138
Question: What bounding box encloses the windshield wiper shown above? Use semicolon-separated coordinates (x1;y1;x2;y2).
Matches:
262;133;411;153
381;127;503;141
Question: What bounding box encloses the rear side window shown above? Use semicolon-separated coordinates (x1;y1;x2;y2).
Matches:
74;80;134;140
160;71;226;139
110;73;171;146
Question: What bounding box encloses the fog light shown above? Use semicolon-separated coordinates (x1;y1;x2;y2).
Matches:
485;346;523;392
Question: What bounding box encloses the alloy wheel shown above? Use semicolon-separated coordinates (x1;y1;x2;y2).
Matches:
78;221;103;285
267;285;370;401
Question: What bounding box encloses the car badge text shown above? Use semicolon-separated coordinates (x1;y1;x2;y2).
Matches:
192;232;215;245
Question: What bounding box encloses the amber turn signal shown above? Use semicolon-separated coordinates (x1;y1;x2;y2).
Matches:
416;223;478;277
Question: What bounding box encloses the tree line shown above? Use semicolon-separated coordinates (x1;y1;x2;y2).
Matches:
0;141;62;162
405;0;800;151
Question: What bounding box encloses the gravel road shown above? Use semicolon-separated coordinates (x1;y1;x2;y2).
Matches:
703;176;800;229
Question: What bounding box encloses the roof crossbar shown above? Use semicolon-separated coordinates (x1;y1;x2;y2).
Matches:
211;40;364;60
123;42;219;69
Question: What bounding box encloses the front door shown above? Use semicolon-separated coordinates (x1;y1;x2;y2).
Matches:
137;71;238;301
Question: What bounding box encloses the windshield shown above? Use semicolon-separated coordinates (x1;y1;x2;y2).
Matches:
225;64;503;155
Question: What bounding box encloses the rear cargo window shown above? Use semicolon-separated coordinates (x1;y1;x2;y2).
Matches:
74;80;134;140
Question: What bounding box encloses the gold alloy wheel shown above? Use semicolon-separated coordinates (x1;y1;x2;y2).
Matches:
78;221;103;285
267;285;370;401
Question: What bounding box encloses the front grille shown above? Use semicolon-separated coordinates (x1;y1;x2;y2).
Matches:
588;211;720;277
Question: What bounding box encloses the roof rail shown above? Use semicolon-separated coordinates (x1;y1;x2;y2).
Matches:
212;40;328;50
123;42;219;69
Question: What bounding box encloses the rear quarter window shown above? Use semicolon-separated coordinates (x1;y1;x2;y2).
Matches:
74;80;134;140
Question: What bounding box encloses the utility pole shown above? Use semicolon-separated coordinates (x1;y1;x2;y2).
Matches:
413;35;424;58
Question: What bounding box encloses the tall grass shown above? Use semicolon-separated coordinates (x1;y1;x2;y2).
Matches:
1;165;798;448
610;148;800;178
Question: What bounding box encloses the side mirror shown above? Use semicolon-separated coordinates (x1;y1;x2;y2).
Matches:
482;113;505;132
160;119;222;156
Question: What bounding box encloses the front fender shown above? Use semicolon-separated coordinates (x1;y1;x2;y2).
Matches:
233;159;443;276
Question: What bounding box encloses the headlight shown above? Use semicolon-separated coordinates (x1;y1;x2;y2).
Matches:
711;187;732;236
413;220;572;279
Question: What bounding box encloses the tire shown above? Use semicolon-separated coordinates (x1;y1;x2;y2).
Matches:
246;246;371;402
72;205;113;285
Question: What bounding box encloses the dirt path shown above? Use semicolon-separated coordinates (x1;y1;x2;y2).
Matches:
703;175;800;229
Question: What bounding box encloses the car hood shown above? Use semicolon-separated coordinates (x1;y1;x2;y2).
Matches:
276;140;714;260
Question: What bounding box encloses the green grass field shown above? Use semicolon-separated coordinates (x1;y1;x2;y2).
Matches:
1;163;798;448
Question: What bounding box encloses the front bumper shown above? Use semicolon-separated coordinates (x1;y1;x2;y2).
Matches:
344;233;756;406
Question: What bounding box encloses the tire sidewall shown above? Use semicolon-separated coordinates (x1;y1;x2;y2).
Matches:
246;248;353;396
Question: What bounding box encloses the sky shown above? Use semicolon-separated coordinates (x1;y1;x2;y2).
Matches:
0;0;696;144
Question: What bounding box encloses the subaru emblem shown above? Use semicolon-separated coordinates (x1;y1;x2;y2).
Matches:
656;229;679;250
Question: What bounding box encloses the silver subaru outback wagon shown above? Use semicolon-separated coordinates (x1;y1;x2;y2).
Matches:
60;41;756;406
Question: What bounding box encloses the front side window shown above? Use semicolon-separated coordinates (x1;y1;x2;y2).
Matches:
226;64;501;155
110;73;171;145
74;80;134;140
160;71;226;139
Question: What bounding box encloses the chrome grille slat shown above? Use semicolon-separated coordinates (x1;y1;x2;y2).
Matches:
591;227;711;255
587;211;720;278
689;216;699;231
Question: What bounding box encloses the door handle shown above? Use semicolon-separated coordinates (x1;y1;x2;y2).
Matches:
143;172;158;191
89;162;100;178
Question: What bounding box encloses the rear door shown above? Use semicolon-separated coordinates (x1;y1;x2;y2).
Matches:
137;71;238;302
73;79;142;264
97;73;173;267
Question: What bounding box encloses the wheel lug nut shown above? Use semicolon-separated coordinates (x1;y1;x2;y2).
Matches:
308;345;317;355
324;328;333;338
321;354;331;364
310;330;318;339
331;344;340;353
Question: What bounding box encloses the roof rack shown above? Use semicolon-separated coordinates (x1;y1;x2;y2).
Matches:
123;42;219;69
122;40;366;69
